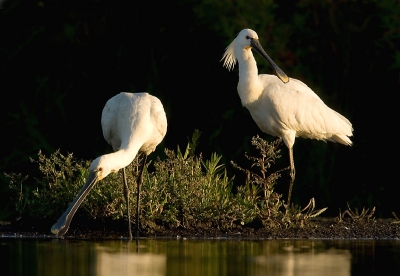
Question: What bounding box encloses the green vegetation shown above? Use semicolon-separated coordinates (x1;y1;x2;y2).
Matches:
4;132;327;233
2;0;398;218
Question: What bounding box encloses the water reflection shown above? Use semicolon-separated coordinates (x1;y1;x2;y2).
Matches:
96;243;166;276
252;245;351;276
162;240;352;276
2;238;400;276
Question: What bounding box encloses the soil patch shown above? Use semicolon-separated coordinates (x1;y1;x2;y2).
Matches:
1;217;399;239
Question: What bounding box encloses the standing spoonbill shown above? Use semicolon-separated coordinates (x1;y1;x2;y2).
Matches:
51;92;167;239
221;29;353;204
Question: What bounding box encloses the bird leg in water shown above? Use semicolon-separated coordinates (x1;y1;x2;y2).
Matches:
135;154;147;238
122;167;132;240
287;147;296;205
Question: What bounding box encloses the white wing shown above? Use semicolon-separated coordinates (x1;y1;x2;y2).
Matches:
252;75;353;145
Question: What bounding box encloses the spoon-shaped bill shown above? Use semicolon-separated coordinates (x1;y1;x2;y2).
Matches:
51;171;99;236
250;39;289;84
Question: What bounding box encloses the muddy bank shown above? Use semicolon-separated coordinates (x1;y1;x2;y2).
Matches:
1;217;399;240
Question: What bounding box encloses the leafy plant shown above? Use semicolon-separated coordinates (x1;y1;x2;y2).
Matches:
6;150;90;218
231;136;285;226
231;136;327;228
4;172;29;217
5;149;128;220
141;130;237;231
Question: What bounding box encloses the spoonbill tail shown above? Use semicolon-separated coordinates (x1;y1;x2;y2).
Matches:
51;92;167;239
222;29;353;204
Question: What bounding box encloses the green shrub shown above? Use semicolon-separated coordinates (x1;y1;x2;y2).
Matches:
5;132;327;232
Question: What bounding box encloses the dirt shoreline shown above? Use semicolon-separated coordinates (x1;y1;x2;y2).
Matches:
1;217;399;240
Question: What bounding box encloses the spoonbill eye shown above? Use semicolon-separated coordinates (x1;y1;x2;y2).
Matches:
245;36;250;39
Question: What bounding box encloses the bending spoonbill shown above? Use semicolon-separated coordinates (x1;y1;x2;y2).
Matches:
222;29;353;204
51;92;167;239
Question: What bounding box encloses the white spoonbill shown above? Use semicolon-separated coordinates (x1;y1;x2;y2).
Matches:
222;29;353;204
51;92;167;239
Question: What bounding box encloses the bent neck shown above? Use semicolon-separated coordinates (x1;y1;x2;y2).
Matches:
104;146;141;172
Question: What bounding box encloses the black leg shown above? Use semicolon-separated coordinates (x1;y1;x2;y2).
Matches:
287;147;295;205
135;154;147;238
122;167;132;240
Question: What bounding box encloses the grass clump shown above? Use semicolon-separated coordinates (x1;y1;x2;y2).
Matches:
283;198;328;228
4;131;327;233
336;203;376;223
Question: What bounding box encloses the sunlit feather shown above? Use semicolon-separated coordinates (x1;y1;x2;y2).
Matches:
222;29;353;204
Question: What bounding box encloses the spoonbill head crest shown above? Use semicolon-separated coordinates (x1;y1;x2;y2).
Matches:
222;28;289;83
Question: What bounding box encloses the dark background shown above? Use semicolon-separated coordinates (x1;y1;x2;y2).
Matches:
1;0;398;219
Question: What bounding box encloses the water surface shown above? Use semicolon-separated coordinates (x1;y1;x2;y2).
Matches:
2;238;400;275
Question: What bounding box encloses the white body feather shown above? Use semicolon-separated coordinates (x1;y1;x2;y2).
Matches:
222;28;353;203
51;92;167;236
91;92;167;180
222;29;353;150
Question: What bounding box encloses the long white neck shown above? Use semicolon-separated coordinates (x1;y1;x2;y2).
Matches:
93;142;142;176
107;127;151;171
108;147;140;171
236;47;263;106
